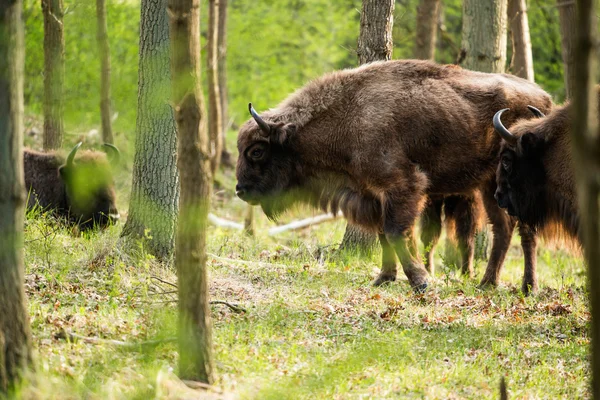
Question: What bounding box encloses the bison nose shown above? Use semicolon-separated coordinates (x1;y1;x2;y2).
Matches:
235;184;246;198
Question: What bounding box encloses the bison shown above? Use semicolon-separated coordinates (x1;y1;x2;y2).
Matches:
236;59;552;291
25;142;120;230
492;86;600;244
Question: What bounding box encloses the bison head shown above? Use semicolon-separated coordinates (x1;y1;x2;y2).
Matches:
493;107;548;227
236;104;301;220
59;142;120;229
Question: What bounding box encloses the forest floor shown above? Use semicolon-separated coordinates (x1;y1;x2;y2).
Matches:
18;131;589;399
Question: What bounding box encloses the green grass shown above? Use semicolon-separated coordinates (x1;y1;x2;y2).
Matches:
18;154;590;399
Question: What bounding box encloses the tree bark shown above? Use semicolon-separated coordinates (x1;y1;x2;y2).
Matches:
0;0;33;392
341;0;395;253
460;0;508;73
168;0;215;383
96;0;114;144
207;0;222;175
217;0;231;167
120;0;179;261
41;0;64;150
356;0;395;64
571;0;598;396
414;0;440;60
557;0;577;98
507;0;534;81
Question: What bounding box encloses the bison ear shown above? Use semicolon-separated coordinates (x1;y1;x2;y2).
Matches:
519;132;543;154
271;123;296;146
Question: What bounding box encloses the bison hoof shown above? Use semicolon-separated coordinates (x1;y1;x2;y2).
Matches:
373;273;396;287
412;282;428;294
521;282;538;296
478;278;498;290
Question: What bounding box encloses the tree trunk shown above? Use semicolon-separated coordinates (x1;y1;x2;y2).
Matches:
42;0;64;150
507;0;534;81
96;0;114;144
0;0;33;392
571;0;598;396
414;0;440;60
341;0;395;253
460;0;508;73
217;0;231;167
207;0;222;175
168;0;215;383
557;0;577;98
356;0;395;64
120;0;179;261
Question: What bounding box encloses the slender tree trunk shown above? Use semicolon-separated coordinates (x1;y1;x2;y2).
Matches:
460;0;508;73
356;0;395;64
341;0;394;253
168;0;214;383
120;0;179;260
0;0;33;391
571;0;599;396
557;0;577;98
244;205;254;236
96;0;114;144
207;0;222;175
507;0;534;81
217;0;231;167
414;0;440;60
41;0;64;150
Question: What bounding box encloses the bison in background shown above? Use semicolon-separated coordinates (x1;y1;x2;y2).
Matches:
25;142;120;230
236;59;553;292
493;85;600;245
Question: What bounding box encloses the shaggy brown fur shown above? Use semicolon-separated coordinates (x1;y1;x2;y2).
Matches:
236;59;553;290
24;147;119;230
494;86;600;246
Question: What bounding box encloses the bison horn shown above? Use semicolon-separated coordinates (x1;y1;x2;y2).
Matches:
103;143;121;163
493;109;517;145
66;142;83;167
249;103;271;136
527;105;546;118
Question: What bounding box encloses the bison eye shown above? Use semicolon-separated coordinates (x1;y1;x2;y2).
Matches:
501;157;512;173
250;148;264;160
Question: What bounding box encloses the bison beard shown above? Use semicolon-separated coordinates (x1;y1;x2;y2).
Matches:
236;59;553;292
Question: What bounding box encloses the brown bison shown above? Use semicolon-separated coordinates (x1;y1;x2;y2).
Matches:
236;59;552;291
25;142;120;230
492;86;600;244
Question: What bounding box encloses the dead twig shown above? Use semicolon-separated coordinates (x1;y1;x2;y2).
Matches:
210;300;246;313
151;275;178;289
56;330;177;350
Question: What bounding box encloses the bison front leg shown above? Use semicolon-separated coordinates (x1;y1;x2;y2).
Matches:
518;223;538;295
373;234;398;286
479;184;517;287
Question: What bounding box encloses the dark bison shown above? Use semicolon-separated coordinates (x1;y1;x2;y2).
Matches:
236;59;552;291
421;193;486;278
25;142;120;230
492;85;600;244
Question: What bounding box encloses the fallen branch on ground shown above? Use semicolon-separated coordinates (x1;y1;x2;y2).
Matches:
207;211;343;235
210;300;246;313
55;330;176;350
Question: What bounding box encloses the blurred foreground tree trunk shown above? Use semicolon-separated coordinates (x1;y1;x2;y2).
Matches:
168;0;215;383
557;0;577;98
571;0;599;396
340;0;394;253
414;0;440;60
0;0;33;391
460;0;508;73
96;0;114;144
217;0;232;167
207;0;222;175
120;0;179;260
507;0;534;81
42;0;64;150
